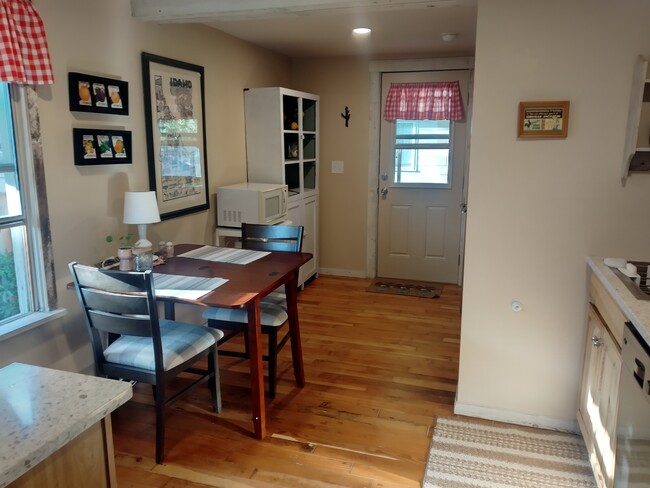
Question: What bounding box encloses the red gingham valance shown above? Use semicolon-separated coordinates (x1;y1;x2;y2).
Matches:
383;81;464;121
0;0;54;85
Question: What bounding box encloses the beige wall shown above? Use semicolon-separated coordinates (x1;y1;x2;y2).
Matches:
292;58;370;276
457;0;650;429
0;0;290;372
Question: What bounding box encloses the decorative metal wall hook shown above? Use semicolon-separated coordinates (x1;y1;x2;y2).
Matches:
340;106;350;127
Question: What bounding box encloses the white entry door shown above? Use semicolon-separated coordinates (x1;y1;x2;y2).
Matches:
377;70;469;283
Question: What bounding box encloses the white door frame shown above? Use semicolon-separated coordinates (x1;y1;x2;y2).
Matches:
367;57;475;284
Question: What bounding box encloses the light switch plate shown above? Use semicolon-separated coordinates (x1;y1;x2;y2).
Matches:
331;160;344;174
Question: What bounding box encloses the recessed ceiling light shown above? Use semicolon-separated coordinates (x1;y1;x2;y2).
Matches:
353;27;371;35
441;33;458;42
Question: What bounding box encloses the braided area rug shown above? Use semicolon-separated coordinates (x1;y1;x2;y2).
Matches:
423;417;596;488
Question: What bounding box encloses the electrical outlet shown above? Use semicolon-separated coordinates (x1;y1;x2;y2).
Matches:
331;160;344;174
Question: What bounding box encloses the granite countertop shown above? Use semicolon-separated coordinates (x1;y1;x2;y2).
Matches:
587;256;650;346
0;362;133;488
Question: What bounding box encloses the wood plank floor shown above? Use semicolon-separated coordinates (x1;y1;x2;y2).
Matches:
112;275;462;487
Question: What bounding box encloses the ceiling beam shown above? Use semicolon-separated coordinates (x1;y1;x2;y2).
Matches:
131;0;471;23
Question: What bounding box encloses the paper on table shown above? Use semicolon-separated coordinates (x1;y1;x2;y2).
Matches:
153;273;227;300
177;245;270;265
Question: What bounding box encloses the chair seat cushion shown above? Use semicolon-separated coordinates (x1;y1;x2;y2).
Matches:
103;320;224;372
202;292;288;327
262;291;287;311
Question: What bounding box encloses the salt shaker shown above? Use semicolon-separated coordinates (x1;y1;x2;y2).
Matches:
164;242;174;258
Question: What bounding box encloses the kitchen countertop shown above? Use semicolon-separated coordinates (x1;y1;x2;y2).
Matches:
0;362;132;488
587;256;650;346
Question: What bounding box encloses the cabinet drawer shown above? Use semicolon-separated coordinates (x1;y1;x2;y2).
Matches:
589;274;625;347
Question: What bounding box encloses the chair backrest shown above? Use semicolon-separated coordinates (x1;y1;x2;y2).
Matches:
69;262;163;374
241;223;304;253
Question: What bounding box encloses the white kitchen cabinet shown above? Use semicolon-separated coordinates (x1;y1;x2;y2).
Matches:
622;55;650;182
244;87;319;286
577;276;623;488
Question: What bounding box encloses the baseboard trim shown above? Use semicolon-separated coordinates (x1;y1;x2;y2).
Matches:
318;268;367;278
453;401;579;434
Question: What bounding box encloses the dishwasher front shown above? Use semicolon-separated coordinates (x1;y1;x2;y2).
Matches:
614;322;650;487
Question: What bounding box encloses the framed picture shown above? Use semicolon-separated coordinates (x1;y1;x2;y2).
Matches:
141;52;209;220
517;101;570;139
68;72;129;115
72;128;132;165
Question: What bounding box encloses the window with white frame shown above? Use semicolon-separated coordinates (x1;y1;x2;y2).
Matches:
0;82;53;327
393;119;452;186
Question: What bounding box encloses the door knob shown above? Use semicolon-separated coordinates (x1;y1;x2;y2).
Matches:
380;187;388;199
592;335;602;347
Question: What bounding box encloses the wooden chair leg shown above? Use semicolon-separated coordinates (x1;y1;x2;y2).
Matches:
209;347;222;413
154;383;166;464
268;329;278;399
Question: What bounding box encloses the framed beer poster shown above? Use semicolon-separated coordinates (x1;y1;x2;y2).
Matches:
517;101;570;139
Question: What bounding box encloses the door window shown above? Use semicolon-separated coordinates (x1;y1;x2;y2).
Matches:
393;119;451;187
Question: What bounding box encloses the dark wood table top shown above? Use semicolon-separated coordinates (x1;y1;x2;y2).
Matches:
155;243;313;308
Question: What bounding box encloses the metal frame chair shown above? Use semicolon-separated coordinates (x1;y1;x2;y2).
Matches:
69;262;223;464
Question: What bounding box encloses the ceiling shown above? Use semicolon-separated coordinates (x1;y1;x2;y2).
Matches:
130;0;478;58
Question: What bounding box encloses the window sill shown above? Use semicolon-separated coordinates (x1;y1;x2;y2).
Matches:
0;309;67;343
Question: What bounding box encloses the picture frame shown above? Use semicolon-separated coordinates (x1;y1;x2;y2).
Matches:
72;128;132;165
141;52;209;220
68;72;129;115
517;101;570;139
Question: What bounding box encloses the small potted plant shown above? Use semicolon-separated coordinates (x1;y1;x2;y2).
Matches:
106;232;134;270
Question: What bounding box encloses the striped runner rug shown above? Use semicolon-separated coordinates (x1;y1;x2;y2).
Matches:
423;417;596;488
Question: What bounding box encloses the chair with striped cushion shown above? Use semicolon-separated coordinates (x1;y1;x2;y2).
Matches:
69;262;223;464
202;223;304;399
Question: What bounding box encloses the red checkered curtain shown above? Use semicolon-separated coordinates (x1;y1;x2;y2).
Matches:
0;0;54;85
383;81;464;121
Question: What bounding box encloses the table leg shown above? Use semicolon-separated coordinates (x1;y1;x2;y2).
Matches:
285;271;305;387
247;298;265;439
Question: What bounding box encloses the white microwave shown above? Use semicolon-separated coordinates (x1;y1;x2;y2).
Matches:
216;182;288;228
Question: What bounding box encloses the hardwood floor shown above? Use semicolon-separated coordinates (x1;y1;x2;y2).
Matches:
112;275;462;487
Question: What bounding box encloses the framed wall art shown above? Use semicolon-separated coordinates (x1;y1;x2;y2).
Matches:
68;72;129;115
517;100;570;139
141;52;209;220
73;128;132;165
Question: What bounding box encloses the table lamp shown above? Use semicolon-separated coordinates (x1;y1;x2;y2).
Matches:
123;191;161;250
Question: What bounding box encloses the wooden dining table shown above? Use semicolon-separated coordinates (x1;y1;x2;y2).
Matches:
155;243;312;440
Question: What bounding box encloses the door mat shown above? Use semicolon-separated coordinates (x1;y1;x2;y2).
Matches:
366;279;442;298
423;417;596;488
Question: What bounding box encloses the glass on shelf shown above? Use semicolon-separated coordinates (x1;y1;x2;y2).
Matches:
303;98;317;132
282;94;299;131
303;134;316;160
285;162;300;196
304;161;316;191
284;132;299;161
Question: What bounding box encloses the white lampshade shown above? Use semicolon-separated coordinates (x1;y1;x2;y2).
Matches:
123;191;161;249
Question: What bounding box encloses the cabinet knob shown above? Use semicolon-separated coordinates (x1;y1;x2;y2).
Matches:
591;335;603;347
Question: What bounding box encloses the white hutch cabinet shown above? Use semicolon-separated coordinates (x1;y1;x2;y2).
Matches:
244;87;319;286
